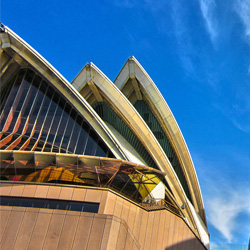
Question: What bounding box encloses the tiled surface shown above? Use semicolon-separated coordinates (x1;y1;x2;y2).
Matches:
10;184;24;196
22;185;37;197
0;184;13;196
1;209;25;250
85;189;102;203
28;211;52;249
102;187;207;250
57;214;78;250
0;209;11;242
13;210;39;250
34;185;49;198
0;183;207;250
58;186;73;200
71;187;86;201
46;186;62;199
106;217;121;249
0;206;140;250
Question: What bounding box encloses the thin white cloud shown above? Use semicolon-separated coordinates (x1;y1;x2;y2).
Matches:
236;0;250;74
231;118;250;133
194;152;250;244
207;187;250;243
199;0;218;44
112;0;198;77
171;0;197;77
236;0;250;44
213;90;250;134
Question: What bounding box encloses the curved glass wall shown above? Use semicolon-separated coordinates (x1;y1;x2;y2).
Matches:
93;102;158;169
0;69;114;158
134;100;193;204
93;101;174;193
0;150;181;215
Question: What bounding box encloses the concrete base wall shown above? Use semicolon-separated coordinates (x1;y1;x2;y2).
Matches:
0;206;139;250
0;183;207;250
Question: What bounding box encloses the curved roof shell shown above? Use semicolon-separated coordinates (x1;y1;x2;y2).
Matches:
0;26;127;160
0;24;208;244
114;56;206;224
72;62;207;233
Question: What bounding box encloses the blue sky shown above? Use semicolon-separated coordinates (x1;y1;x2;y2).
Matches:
2;0;250;248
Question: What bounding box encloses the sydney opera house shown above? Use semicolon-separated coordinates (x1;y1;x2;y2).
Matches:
0;23;209;249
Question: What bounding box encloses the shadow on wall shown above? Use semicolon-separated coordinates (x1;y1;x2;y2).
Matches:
165;237;207;250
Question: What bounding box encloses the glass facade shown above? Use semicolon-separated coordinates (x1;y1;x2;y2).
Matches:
0;197;100;213
0;69;114;158
0;151;180;215
93;101;158;169
134;100;193;204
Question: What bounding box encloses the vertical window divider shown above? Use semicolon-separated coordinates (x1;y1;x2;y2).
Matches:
41;93;58;151
12;74;35;136
72;118;84;154
0;72;19;119
58;105;72;152
30;86;53;151
21;76;43;136
65;117;77;154
28;83;50;151
2;70;27;132
50;101;67;152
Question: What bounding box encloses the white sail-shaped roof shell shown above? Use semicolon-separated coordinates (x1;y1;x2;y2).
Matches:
0;25;209;246
72;62;208;241
114;56;206;223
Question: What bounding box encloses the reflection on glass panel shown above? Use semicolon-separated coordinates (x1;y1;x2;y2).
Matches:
0;74;17;116
66;125;79;153
0;68;114;158
53;103;71;149
134;100;193;204
48;98;64;144
0;70;26;131
74;129;88;154
25;86;44;136
96;140;108;157
0;152;180;214
7;81;30;132
0;197;99;213
40;93;57;143
85;130;98;156
59;106;73;151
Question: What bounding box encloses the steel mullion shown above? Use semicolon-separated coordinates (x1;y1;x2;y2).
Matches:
81;125;91;155
41;92;58;151
65;116;77;153
0;133;13;146
3;72;30;133
1;70;27;131
21;82;48;151
58;107;72;153
105;168;119;187
21;76;43;135
50;101;67;152
72;119;84;154
12;74;35;134
5;134;23;150
30;86;53;151
0;73;17;116
119;174;133;193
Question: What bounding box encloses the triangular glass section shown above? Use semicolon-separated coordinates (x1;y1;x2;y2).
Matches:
0;68;114;158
